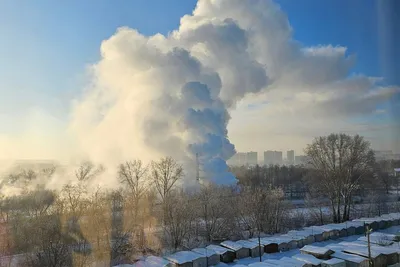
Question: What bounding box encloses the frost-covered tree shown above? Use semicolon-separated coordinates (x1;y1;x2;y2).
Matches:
305;133;375;222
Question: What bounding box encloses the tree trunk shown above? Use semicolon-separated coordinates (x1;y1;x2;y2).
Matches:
319;207;324;225
336;196;341;223
331;199;337;223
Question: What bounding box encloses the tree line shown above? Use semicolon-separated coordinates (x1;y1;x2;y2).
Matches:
231;134;400;223
0;133;398;267
0;157;291;266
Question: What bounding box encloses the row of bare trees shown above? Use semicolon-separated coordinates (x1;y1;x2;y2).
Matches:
0;157;289;266
0;133;396;266
231;133;399;224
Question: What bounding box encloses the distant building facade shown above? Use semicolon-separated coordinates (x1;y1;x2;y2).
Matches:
264;150;283;166
264;151;274;165
228;152;257;166
287;150;295;165
228;152;246;166
246;152;258;166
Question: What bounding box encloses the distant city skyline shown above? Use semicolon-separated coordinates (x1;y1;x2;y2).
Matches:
228;148;400;166
229;149;302;166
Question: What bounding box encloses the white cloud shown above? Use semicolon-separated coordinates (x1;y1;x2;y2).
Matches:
0;0;398;188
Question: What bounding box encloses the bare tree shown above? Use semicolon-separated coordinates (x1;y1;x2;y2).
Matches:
305;133;375;223
162;191;194;251
236;186;286;236
151;157;183;201
304;194;330;225
375;160;396;194
60;184;87;220
25;215;72;267
80;188;111;262
195;185;231;243
75;161;104;182
118;160;148;221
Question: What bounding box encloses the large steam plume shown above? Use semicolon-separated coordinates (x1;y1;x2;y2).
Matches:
1;0;398;189
68;0;398;186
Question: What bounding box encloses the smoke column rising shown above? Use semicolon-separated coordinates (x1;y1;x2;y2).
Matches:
68;0;398;186
2;0;396;190
70;2;274;186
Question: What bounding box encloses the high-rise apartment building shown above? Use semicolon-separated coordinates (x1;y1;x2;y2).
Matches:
287;150;295;165
237;153;247;165
274;151;283;165
264;151;274;165
228;152;257;166
264;150;283;165
246;151;258;166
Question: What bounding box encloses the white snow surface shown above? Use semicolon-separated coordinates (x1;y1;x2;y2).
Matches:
332;251;369;263
221;240;244;251
323;258;345;264
292;253;322;265
165;251;203;264
192;247;218;257
145;255;172;266
300;245;333;255
236;240;259;249
207;244;235;255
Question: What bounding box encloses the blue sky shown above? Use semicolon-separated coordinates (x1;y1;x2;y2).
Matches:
0;0;198;125
0;0;398;145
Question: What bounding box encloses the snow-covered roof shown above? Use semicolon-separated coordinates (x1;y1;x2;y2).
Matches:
324;223;346;230
313;225;339;232
236;240;259;249
282;233;305;241
271;235;297;244
206;244;233;255
300;245;333;255
250;237;278;246
192;248;217;257
292;253;323;265
280;256;307;267
165;251;203;264
302;226;325;234
353;217;380;223
339;241;367;247
357;233;395;246
344;221;364;227
220;240;243;251
287;230;313;238
264;259;296;267
323;258;345;265
342;245;382;258
248;263;274;267
368;244;400;256
332;251;369;264
325;244;347;252
145;256;171;267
